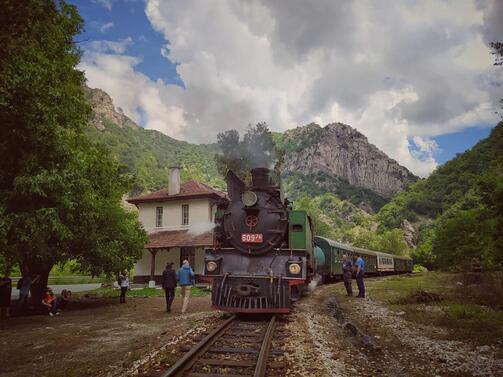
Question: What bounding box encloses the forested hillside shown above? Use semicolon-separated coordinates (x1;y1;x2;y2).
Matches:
84;87;224;193
378;122;503;269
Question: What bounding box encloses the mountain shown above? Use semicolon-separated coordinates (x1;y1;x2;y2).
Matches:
84;86;415;213
275;122;417;211
83;86;224;194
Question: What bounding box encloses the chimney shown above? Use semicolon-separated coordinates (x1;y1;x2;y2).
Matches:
168;167;181;195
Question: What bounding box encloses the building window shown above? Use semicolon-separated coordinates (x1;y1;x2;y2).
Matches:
182;204;189;225
156;207;163;227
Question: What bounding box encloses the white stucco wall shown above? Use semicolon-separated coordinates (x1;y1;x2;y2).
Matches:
135;247;206;276
134;196;218;280
137;198;212;233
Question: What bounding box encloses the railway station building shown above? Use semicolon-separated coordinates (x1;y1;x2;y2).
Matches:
127;167;227;286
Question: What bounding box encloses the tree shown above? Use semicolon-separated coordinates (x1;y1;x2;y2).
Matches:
477;161;503;269
432;208;488;270
490;42;503;117
378;229;409;256
215;123;276;183
0;1;146;305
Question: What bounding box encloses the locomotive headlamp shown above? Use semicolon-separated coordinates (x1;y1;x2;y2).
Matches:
241;190;258;207
206;261;218;272
288;263;301;275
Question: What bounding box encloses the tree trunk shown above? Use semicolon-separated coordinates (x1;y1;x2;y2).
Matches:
24;260;53;313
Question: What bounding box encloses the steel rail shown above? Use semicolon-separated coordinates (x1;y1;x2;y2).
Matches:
160;314;236;377
253;315;276;377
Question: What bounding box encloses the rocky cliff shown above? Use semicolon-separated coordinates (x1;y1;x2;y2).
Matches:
84;86;137;130
279;122;417;202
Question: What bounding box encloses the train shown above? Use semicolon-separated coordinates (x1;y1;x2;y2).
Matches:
201;168;412;314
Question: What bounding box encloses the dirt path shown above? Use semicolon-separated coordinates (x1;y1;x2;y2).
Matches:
0;295;216;377
2;278;501;377
282;279;503;377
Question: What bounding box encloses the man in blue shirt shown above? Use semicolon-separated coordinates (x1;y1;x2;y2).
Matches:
354;254;365;298
177;260;195;314
341;254;353;296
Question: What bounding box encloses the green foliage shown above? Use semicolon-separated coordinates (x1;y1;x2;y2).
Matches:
412;264;428;273
86;117;224;193
292;193;409;255
379;123;503;225
283;171;387;211
379;229;410;256
215;123;276;183
0;1;146;300
274;123;325;155
378;123;503;270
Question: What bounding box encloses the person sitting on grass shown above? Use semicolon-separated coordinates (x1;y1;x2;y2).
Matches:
56;289;71;311
42;288;59;316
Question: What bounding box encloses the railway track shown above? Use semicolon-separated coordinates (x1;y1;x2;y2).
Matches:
160;315;286;377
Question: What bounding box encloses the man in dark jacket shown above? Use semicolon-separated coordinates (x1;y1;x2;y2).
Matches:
342;254;353;296
162;263;177;312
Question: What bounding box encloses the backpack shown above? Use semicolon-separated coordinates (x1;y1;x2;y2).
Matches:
16;278;24;290
117;275;122;286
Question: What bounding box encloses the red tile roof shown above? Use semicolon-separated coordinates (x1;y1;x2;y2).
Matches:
127;180;226;205
145;229;214;249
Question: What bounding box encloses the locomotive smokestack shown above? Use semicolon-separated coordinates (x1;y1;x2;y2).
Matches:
226;170;245;201
251;168;271;188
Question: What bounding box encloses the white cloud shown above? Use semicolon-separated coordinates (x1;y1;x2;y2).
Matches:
92;0;113;11
81;52;187;136
99;21;114;33
86;37;133;54
81;0;502;177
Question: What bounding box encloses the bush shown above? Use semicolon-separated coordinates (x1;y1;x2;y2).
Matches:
413;264;428;273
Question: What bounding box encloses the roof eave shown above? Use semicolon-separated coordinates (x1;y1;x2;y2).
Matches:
127;192;224;205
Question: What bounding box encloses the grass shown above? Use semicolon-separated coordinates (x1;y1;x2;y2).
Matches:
47;276;109;285
11;275;110;286
362;272;503;346
75;286;210;299
364;272;453;304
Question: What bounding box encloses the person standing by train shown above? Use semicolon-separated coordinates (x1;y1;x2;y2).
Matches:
177;260;195;314
341;254;353;296
354;254;365;298
162;262;177;313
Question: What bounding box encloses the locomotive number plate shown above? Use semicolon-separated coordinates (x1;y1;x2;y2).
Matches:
241;233;263;243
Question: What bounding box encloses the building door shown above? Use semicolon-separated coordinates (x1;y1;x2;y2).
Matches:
180;247;196;269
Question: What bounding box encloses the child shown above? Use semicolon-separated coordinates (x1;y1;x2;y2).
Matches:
42;288;59;316
56;289;71;311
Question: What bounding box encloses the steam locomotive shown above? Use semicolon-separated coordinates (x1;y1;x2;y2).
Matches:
201;168;313;313
201;168;412;314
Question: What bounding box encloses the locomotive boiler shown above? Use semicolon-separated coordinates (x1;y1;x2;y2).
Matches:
201;168;314;313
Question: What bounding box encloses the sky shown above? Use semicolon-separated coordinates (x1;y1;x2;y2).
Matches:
71;0;502;177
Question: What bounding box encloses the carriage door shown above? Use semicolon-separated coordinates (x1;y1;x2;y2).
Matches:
180;247;196;269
